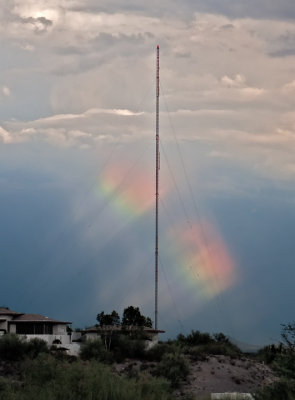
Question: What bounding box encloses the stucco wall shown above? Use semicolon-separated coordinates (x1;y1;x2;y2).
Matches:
18;334;71;345
0;315;14;332
53;324;67;335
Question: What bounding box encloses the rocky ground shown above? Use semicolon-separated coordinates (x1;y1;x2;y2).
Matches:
114;354;277;399
179;354;276;397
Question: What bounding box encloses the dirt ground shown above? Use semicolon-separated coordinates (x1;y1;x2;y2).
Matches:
114;354;276;398
177;355;276;398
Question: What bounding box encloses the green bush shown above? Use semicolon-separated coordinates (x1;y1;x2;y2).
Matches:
0;355;176;400
153;352;190;388
176;330;240;359
197;342;240;357
26;338;48;358
256;344;281;365
79;339;113;363
274;353;295;380
0;334;27;361
255;379;295;400
146;343;179;362
113;335;146;360
21;354;58;385
80;335;147;363
255;322;295;399
177;330;213;346
0;335;48;362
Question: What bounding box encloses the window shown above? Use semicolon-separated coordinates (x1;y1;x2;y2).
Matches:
16;323;53;335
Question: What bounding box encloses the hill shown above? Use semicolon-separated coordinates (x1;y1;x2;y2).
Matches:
0;330;286;399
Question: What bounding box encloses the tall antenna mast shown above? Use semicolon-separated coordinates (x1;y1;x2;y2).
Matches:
155;45;160;330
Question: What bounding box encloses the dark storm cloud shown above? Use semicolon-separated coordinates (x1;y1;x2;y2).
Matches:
21;16;53;34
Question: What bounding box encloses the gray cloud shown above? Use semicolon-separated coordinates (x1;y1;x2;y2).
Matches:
269;48;295;57
21;16;53;34
185;0;295;20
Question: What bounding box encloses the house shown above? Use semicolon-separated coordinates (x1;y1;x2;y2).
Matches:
0;307;163;354
0;307;80;355
83;325;165;349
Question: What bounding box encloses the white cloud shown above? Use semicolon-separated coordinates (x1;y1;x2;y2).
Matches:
0;127;12;143
282;80;295;93
221;74;246;88
2;86;11;97
18;42;35;51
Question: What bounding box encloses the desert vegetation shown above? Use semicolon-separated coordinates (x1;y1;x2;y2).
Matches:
0;318;294;399
254;322;295;399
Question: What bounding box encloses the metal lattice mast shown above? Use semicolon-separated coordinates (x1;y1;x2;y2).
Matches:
155;45;160;330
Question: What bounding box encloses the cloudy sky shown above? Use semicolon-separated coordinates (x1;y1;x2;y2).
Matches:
1;0;295;346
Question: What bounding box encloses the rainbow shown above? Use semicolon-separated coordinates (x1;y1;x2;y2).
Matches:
98;163;155;217
167;219;237;300
97;161;236;302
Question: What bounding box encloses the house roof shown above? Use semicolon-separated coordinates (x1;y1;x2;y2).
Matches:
9;314;71;325
0;307;23;316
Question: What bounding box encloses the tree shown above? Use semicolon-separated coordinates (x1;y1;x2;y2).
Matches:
255;322;295;398
122;306;152;327
96;310;120;327
96;310;121;351
275;321;295;380
281;321;295;352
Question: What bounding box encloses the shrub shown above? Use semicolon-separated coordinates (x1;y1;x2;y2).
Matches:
0;356;175;400
177;330;213;347
153;352;190;388
257;344;279;365
26;338;48;358
255;379;295;400
21;353;59;385
146;343;179;362
112;335;146;361
0;334;27;361
80;339;113;363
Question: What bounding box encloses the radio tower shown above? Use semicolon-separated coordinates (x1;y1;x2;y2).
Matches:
155;45;160;330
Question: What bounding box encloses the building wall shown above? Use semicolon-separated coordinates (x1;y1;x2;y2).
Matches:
52;324;67;335
0;321;6;332
71;331;82;342
84;332;101;341
18;333;71;346
144;333;159;349
0;315;14;333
